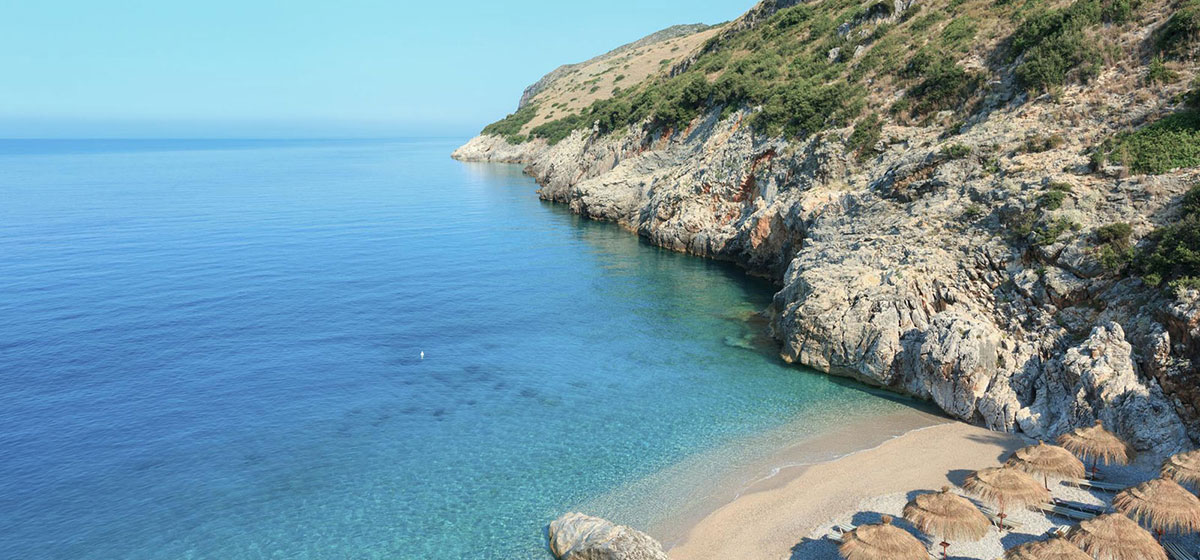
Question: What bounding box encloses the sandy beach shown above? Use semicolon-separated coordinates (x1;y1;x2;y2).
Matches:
668;421;1029;560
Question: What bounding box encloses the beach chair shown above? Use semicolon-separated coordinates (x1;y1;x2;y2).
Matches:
1065;477;1126;492
1052;497;1106;515
1045;524;1072;537
1164;541;1200;560
979;505;1023;530
829;524;854;543
1034;503;1096;522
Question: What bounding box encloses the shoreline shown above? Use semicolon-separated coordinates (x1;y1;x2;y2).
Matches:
647;407;953;548
566;405;954;550
665;421;1028;560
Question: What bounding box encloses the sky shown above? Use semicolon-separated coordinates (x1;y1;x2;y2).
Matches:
0;0;751;138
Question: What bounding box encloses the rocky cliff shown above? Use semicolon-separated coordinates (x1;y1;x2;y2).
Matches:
453;0;1200;456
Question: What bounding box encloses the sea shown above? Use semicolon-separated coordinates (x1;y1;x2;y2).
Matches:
0;138;927;559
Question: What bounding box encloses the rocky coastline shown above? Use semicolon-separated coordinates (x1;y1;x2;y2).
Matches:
453;97;1198;458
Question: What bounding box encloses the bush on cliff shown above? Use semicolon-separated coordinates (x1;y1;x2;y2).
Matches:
846;113;883;161
482;105;538;144
1095;222;1134;272
1137;186;1200;289
1008;0;1110;92
1158;0;1200;58
1094;110;1200;174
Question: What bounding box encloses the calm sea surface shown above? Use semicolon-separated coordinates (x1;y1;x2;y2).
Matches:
0;138;921;559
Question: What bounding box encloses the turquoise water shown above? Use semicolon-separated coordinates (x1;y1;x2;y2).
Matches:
0;138;919;559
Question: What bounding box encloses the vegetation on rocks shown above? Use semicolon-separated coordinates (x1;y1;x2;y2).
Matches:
1095;222;1134;272
1157;0;1200;57
481;104;538;143
1006;0;1126;92
846;113;883;161
1095;110;1200;174
1138;186;1200;289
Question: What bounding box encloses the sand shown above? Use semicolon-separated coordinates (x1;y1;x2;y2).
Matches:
667;421;1031;560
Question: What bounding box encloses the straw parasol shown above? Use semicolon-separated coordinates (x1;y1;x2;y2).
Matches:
1004;536;1092;560
1057;420;1133;477
1066;513;1167;560
963;467;1050;530
839;515;928;560
1162;449;1200;488
1113;477;1200;537
903;486;990;559
1006;441;1087;490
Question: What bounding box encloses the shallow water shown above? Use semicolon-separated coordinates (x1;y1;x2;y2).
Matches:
0;138;924;558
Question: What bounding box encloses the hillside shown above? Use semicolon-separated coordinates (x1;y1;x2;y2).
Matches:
454;0;1200;456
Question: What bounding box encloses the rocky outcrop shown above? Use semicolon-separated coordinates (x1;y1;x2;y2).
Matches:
1014;323;1187;453
450;135;548;164
548;513;669;560
453;2;1200;457
453;96;1198;457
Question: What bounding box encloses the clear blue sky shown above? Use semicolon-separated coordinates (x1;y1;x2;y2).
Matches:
0;1;750;138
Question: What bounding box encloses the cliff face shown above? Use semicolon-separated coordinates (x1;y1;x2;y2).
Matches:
453;0;1200;457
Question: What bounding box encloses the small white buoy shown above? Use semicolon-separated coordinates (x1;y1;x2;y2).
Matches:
420;351;424;360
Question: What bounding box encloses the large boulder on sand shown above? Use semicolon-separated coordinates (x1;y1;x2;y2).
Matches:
548;512;669;560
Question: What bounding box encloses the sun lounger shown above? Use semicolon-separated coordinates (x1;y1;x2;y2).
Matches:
1035;503;1096;521
830;524;854;543
979;506;1022;530
1052;497;1106;515
1066;477;1126;492
1164;541;1200;560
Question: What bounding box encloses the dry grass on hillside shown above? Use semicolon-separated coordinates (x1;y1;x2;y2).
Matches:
521;26;722;133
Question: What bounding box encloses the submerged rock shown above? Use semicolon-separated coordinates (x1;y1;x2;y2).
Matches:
548;512;669;560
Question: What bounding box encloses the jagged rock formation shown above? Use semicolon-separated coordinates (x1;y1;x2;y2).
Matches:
548;512;669;560
453;0;1200;457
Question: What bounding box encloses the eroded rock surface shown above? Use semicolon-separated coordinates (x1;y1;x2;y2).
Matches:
548;513;669;560
452;10;1200;457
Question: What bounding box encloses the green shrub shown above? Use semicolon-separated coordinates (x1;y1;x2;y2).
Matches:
1039;189;1068;210
942;143;972;159
847;113;884;161
1095;110;1200;174
753;79;864;137
1095;222;1133;245
911;61;982;115
1099;244;1135;271
1137;187;1200;288
1019;134;1066;153
1181;78;1200;109
1101;0;1140;24
1036;217;1080;245
1096;221;1135;272
1147;55;1179;84
1009;0;1108;91
964;204;985;219
481;105;539;143
941;17;978;51
529;113;587;145
1158;0;1200;58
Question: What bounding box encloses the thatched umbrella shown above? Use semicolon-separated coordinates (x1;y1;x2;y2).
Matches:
1162;449;1200;488
963;467;1050;530
903;486;990;559
1006;441;1087;490
1066;513;1167;560
1004;536;1092;560
1057;420;1133;477
1114;477;1200;538
839;515;927;560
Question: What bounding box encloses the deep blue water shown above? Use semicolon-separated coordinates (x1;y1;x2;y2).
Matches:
0;138;919;559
